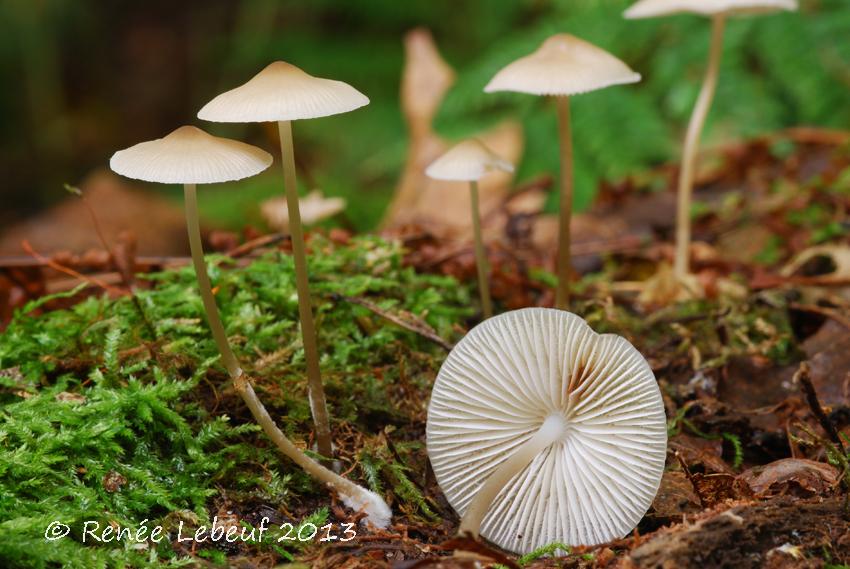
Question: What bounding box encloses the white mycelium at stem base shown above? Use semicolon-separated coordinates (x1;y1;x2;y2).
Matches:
427;308;667;554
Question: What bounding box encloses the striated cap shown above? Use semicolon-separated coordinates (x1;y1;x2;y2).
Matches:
625;0;797;18
484;34;641;97
425;139;514;182
198;61;369;123
427;308;667;553
109;126;272;185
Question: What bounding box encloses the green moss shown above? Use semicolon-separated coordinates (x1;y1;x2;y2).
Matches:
0;235;471;568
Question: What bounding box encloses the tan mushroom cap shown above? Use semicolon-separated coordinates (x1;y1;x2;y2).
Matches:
484;34;641;97
109;126;273;185
425;139;514;182
261;190;346;231
625;0;797;18
427;308;667;553
198;61;369;123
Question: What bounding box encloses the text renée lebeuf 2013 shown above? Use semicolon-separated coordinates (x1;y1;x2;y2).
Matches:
43;517;357;544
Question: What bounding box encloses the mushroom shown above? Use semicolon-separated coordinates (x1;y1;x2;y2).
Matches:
484;35;640;309
425;139;514;319
109;125;391;529
624;0;798;280
427;308;666;553
261;190;346;232
198;61;369;458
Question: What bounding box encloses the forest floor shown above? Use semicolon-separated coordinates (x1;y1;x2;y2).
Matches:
1;128;850;568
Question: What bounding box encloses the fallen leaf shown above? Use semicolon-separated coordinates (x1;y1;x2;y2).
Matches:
739;458;839;498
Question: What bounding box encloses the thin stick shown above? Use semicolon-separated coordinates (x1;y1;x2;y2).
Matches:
469;181;492;319
555;96;573;310
336;294;454;351
277;119;333;459
184;184;241;379
21;240;127;297
796;362;845;453
674;15;726;279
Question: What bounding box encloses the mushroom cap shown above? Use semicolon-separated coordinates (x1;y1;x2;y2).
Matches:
625;0;797;18
197;61;369;123
425;139;514;182
109;126;273;185
484;34;641;97
261;190;346;230
427;308;667;553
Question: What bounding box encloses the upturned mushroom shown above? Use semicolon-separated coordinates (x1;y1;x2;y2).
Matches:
198;61;369;458
109;125;391;529
485;35;640;310
425;139;514;319
625;0;798;281
427;308;666;553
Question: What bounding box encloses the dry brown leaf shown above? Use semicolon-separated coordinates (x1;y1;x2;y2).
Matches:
738;458;839;498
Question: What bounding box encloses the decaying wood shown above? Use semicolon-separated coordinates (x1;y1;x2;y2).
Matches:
622;497;850;568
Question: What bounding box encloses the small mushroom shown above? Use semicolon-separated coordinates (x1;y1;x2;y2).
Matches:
261;190;346;232
109;125;391;529
425;139;514;319
625;0;798;280
427;308;666;553
198;61;369;458
485;35;640;309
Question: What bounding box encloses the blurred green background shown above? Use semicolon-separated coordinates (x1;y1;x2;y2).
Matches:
1;0;847;232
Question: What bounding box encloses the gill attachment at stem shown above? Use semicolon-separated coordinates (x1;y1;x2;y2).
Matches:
459;413;568;537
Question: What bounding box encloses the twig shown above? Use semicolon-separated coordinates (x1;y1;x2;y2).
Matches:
0;255;189;269
674;450;708;509
335;294;454;351
226;233;287;258
790;303;850;331
796;361;845;454
21;240;127;297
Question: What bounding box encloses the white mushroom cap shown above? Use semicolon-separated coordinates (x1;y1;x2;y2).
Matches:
625;0;797;18
427;308;667;553
484;34;641;97
197;61;369;123
261;190;346;230
425;139;514;182
109;126;273;185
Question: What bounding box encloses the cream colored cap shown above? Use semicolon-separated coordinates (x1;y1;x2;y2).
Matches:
198;61;369;123
484;34;641;97
109;126;272;185
427;308;667;553
425;139;514;182
625;0;797;18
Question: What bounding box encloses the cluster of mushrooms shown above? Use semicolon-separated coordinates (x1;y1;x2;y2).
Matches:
108;0;797;556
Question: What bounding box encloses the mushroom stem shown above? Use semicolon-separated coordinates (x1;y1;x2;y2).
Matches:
233;373;392;529
458;413;567;538
184;184;389;528
277;119;334;459
469;180;493;319
555;96;573;310
673;14;726;280
184;183;242;379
